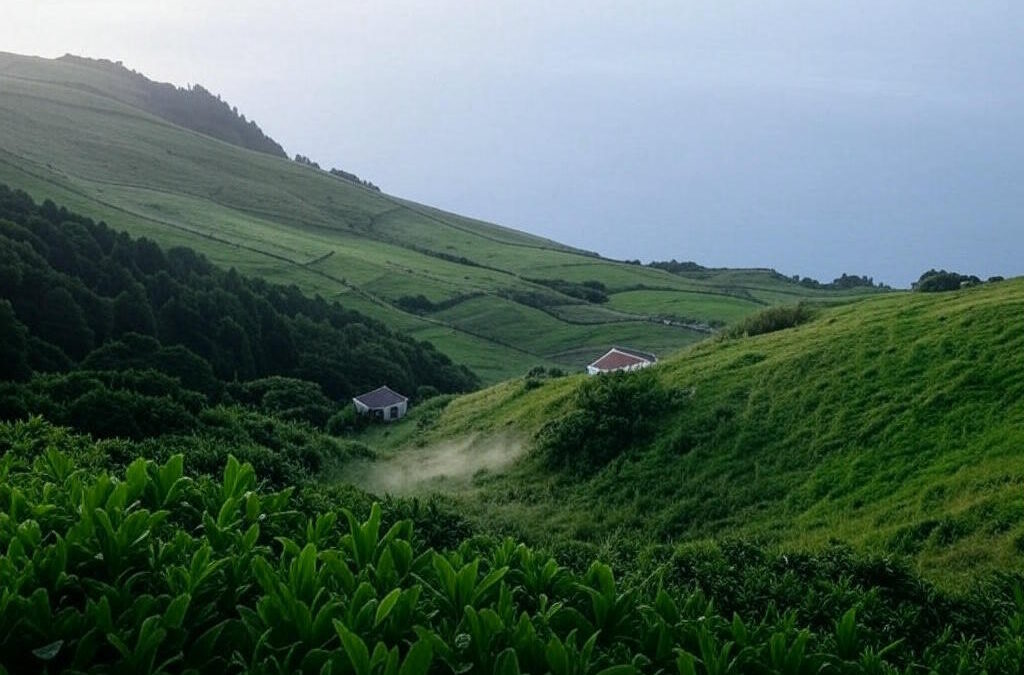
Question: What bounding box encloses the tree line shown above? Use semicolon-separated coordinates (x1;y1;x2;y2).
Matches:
0;185;477;435
913;268;1005;292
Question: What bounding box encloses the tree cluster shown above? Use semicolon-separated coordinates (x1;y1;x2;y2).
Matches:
292;158;382;193
394;292;483;316
791;272;888;290
523;278;609;304
329;167;381;192
294;154;322;169
646;259;706;275
914;269;983;292
0;185;477;421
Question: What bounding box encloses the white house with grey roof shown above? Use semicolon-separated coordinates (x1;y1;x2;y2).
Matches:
352;385;408;421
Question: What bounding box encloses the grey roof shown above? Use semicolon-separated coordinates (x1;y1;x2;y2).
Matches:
353;385;408;409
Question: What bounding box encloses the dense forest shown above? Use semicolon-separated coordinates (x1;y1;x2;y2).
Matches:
0;185;476;443
58;55;288;157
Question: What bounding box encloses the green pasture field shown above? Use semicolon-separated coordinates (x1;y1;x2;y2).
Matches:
0;51;881;382
352;279;1024;585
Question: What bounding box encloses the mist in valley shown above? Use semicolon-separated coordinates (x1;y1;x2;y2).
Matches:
344;434;525;495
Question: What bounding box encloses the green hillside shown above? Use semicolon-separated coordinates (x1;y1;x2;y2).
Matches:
0;184;476;413
0;51;879;382
352;279;1024;583
7;192;1024;673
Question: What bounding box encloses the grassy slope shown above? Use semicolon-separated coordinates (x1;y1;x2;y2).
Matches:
363;279;1024;583
0;51;877;382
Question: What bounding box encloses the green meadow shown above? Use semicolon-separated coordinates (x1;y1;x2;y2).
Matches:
355;279;1024;585
0;52;877;382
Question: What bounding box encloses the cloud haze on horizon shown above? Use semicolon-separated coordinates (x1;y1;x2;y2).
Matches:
3;1;1022;286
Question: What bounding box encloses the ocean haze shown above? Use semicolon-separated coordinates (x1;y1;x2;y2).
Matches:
3;1;1022;287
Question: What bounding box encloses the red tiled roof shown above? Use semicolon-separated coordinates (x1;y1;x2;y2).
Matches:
610;346;657;362
589;348;653;371
353;385;407;409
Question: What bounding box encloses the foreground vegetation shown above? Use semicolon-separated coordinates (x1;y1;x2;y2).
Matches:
363;279;1024;582
5;423;1024;674
0;51;881;381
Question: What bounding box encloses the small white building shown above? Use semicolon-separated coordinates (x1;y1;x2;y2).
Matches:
587;347;657;375
352;385;408;421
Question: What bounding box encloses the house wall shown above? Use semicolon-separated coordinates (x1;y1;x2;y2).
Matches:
353;400;408;421
587;360;653;375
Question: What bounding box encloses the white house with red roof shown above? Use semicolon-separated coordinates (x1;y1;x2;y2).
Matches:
586;346;657;375
352;385;408;421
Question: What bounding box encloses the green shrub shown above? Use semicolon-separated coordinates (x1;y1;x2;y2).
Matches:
536;370;674;473
413;394;455;432
227;376;334;427
724;303;815;338
414;384;440;402
915;269;981;292
523;277;609;303
327;405;366;436
67;387;196;440
522;376;545;391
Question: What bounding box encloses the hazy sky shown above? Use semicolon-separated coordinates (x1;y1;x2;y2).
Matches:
4;1;1023;286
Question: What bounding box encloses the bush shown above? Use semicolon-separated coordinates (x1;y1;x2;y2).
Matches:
536;369;674;473
228;376;334;427
915;269;981;292
524;366;567;391
412;394;455;432
414;384;440;402
67;387;196;440
523;277;609;303
724;303;815;338
523;376;545;391
326;405;365;436
0;370;205;440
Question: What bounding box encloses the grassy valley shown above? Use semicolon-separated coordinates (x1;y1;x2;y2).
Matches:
355;279;1024;583
0;52;880;382
2;48;1023;674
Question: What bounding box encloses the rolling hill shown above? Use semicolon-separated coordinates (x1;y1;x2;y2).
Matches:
0;51;881;382
351;278;1024;583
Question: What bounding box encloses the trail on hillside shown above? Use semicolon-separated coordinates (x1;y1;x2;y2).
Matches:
347;434;525;495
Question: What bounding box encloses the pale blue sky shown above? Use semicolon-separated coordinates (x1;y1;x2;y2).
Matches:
4;1;1022;286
